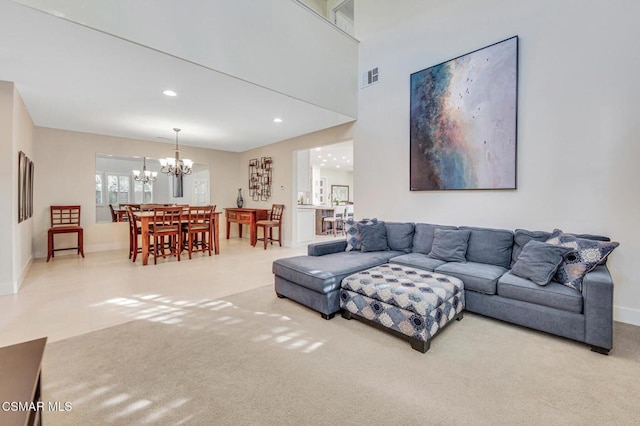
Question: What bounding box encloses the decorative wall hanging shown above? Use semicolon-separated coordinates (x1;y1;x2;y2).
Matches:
249;157;273;201
410;36;518;190
18;150;34;223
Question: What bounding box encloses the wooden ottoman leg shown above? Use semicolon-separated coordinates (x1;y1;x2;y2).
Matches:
321;313;335;320
456;312;464;321
411;338;431;353
341;310;353;320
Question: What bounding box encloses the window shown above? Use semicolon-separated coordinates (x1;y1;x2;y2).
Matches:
107;174;131;204
95;173;104;205
133;181;154;204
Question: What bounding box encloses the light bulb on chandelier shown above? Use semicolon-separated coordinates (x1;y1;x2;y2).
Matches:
159;128;193;176
132;156;158;184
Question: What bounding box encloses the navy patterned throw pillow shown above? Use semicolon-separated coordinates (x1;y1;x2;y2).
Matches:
344;218;378;251
546;229;619;291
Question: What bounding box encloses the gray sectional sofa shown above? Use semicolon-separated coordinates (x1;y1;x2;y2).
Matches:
272;222;616;354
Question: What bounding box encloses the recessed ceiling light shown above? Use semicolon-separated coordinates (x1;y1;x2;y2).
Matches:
333;158;337;161
327;153;332;157
163;90;177;97
317;156;322;159
336;165;341;168
321;164;325;166
273;118;283;123
315;147;322;151
342;156;346;159
322;159;327;162
347;160;351;163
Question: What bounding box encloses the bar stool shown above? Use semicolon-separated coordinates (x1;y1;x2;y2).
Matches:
47;205;84;262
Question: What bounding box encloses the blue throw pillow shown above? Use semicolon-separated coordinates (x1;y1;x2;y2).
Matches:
428;229;471;262
344;218;377;251
511;240;575;286
546;229;619;291
359;222;388;252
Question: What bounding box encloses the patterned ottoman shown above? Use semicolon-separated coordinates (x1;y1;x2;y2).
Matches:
340;263;465;353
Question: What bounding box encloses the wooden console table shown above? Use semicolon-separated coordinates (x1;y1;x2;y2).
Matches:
0;337;47;426
225;208;269;246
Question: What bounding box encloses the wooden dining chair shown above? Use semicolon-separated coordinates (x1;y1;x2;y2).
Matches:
148;206;183;264
256;204;285;250
182;205;215;259
126;206;143;262
108;204;118;222
47;205;84;262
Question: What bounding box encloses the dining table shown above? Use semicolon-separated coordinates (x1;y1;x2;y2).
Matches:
114;208;128;222
224;207;269;246
134;210;221;265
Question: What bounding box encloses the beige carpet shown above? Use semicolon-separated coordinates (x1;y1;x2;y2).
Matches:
42;286;640;425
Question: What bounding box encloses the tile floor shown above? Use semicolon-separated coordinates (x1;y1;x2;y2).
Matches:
0;236;342;347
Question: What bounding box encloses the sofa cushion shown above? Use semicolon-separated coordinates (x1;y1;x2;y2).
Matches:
497;271;583;313
459;226;514;268
384;222;415;253
389;253;447;272
435;261;508;295
273;250;403;294
428;229;471;262
510;241;576;286
360;222;388;252
546;229;619;291
510;229;552;268
344;218;377;251
412;223;457;254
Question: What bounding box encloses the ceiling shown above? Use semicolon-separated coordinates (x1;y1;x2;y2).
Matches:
309;140;353;172
0;0;356;152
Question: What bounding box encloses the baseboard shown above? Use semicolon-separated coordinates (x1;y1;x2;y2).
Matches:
15;256;33;293
0;280;15;296
85;242;127;253
614;305;640;326
0;257;33;295
35;242;127;259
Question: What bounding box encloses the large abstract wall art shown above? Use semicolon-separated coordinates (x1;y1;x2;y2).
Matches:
410;36;518;190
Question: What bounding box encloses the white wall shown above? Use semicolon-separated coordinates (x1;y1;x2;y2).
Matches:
33;127;241;258
320;168;354;203
13;84;34;292
239;122;355;245
0;82;34;295
355;0;640;325
14;0;359;118
0;83;15;294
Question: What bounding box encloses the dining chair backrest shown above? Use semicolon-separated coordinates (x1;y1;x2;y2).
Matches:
109;204;117;222
333;205;347;219
126;206;138;227
270;204;285;223
186;205;214;228
345;204;354;220
51;205;81;227
141;204;163;212
153;206;183;226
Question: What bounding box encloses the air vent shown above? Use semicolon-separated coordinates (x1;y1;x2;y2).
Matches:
361;67;379;88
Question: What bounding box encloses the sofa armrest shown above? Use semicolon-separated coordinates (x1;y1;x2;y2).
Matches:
308;240;347;256
582;265;614;351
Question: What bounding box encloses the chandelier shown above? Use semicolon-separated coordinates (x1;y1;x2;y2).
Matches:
132;156;158;184
159;128;193;176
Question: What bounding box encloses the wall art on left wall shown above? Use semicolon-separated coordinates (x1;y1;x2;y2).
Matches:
18;150;34;223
